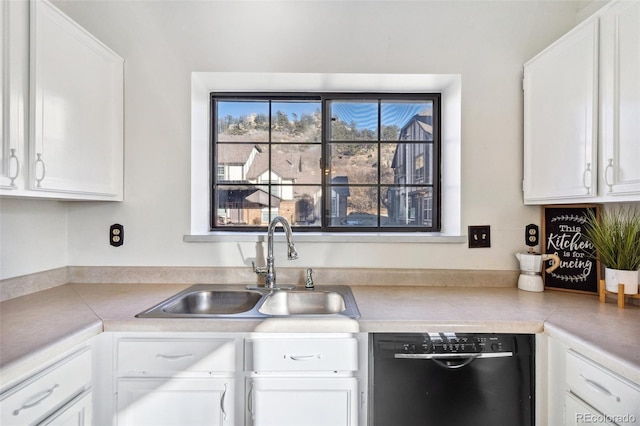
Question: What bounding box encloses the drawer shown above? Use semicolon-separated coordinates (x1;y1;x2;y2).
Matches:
117;338;236;376
565;392;615;426
247;338;358;372
566;350;640;420
0;347;92;426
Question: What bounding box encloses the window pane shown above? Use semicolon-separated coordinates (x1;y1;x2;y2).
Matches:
217;143;267;182
382;142;433;185
328;185;379;227
380;143;398;185
291;186;322;227
271;144;322;185
381;101;434;141
271;101;321;142
216;101;269;142
216;185;277;226
382;186;434;227
328;143;378;184
329;101;378;141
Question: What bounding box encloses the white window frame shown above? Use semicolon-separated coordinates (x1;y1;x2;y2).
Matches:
188;72;463;243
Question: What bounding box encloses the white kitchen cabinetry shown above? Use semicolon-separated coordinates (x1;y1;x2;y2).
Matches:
598;0;640;198
0;0;124;201
1;0;29;191
523;19;599;203
565;350;640;426
0;345;93;426
38;390;93;426
523;0;640;204
245;335;359;426
113;335;240;426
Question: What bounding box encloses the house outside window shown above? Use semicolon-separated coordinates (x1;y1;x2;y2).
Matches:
211;93;440;231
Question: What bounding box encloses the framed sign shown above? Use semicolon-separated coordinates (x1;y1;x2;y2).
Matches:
542;204;600;294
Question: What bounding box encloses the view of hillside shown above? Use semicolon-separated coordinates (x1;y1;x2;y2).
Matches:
217;110;402;216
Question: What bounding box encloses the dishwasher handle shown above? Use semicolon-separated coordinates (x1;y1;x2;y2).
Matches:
394;352;513;370
394;352;513;360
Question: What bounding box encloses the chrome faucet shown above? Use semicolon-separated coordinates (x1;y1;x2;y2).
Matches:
253;216;298;289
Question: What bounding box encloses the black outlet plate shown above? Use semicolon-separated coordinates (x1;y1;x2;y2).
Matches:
525;224;539;247
110;224;124;247
468;225;491;248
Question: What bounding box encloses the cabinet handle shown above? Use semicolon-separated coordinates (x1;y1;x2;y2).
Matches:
35;153;46;187
13;384;60;416
155;353;194;360
579;374;621;402
287;354;321;361
603;158;614;192
8;148;20;187
220;383;228;420
248;381;255;420
582;163;592;194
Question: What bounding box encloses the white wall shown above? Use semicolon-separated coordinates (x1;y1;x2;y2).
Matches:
1;1;585;279
1;198;68;278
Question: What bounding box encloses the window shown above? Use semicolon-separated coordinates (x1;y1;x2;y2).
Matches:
211;93;440;232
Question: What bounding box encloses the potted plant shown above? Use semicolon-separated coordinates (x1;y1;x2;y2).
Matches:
583;206;640;294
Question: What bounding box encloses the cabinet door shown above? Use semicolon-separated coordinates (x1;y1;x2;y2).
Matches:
247;377;358;426
38;390;93;426
599;0;640;198
29;0;123;200
0;0;28;191
116;378;233;426
523;19;599;204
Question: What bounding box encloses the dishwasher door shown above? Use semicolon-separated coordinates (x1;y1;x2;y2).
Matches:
370;333;534;426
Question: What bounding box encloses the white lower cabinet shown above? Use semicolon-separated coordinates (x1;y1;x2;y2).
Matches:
565;392;615;426
247;377;358;426
547;336;640;426
38;390;93;426
101;332;367;426
245;334;360;426
116;378;232;426
565;350;640;426
0;345;93;426
112;334;240;426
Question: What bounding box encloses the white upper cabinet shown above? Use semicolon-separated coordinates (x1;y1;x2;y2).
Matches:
523;0;640;204
0;0;124;201
0;1;29;191
599;0;640;198
523;19;599;203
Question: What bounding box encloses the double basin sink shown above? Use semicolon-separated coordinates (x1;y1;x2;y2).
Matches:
136;284;360;319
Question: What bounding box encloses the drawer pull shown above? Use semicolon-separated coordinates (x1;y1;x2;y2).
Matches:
155;353;194;360
580;374;621;402
287;354;321;361
13;384;60;416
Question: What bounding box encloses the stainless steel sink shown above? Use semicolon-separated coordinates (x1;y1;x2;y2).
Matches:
258;291;346;316
136;284;360;318
162;290;262;315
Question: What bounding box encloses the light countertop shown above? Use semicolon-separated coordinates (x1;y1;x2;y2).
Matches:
1;282;639;385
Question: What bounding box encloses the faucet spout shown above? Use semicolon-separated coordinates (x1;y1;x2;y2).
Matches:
263;216;297;288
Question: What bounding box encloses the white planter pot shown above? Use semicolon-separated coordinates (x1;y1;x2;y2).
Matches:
605;267;640;294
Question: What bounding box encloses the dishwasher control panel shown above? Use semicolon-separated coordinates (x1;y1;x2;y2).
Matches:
374;332;515;356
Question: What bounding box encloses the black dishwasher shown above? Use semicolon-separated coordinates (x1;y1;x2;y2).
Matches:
370;333;534;426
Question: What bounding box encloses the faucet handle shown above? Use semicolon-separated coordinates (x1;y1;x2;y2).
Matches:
305;268;314;290
252;261;267;275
